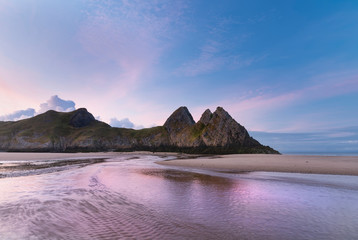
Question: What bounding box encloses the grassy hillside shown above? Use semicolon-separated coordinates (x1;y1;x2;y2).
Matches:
0;109;170;152
0;108;278;154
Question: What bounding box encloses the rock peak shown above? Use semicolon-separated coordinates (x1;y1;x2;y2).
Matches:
214;106;228;114
69;108;95;128
213;106;232;120
164;106;195;133
199;109;213;125
75;108;88;112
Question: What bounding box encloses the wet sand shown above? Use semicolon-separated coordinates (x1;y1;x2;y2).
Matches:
157;154;358;176
1;152;358;239
0;151;182;161
0;152;116;161
2;152;358;176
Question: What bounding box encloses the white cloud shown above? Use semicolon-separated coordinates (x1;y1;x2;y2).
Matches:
38;95;75;114
0;108;35;121
109;117;143;129
0;95;76;121
110;118;134;129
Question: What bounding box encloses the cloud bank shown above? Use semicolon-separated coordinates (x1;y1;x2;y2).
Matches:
38;95;75;114
110;117;143;129
110;118;134;129
0;108;36;121
0;95;76;121
0;95;145;130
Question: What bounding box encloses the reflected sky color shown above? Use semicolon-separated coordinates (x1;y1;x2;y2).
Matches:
1;155;358;239
0;0;358;152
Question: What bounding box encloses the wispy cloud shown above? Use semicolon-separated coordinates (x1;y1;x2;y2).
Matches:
0;66;45;113
176;40;264;77
235;71;358;110
104;94;170;128
217;70;358;131
78;0;187;97
175;10;270;77
177;40;226;76
251;126;358;154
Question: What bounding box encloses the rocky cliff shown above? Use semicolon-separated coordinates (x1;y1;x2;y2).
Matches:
0;107;278;154
162;106;276;153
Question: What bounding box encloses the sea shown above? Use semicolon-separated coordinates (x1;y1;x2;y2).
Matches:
0;153;358;239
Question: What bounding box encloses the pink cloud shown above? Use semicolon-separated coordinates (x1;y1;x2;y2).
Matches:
231;72;358;111
78;0;186;98
209;71;358;132
0;66;46;114
105;96;170;128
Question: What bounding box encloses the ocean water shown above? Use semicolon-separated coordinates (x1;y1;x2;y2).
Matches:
283;151;358;156
0;154;358;239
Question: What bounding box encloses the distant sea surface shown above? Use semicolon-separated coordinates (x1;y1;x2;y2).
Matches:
283;151;358;156
1;153;358;239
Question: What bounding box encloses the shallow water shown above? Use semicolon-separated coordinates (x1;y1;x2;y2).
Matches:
0;154;358;239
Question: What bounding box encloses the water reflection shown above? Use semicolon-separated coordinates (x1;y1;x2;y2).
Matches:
0;155;358;239
141;168;235;185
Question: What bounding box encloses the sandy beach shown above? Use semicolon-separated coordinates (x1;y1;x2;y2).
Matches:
1;152;358;239
0;152;118;161
1;152;358;176
157;154;358;176
0;151;183;161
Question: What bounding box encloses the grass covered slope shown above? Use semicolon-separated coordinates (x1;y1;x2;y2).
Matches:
0;109;108;151
0;108;278;154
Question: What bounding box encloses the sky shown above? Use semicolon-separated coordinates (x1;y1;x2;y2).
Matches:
0;0;357;154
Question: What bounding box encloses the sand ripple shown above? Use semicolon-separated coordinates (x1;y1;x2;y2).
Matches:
1;155;358;239
0;187;225;239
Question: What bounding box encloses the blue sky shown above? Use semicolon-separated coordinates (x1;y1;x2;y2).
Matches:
0;0;357;153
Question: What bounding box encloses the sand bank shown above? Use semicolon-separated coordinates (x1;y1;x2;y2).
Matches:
0;152;118;161
2;152;357;176
157;154;358;176
0;151;183;161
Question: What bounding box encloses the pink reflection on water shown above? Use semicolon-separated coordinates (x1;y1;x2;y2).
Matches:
1;156;358;239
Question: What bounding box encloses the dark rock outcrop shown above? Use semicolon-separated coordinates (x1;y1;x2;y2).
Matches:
69;108;95;128
200;107;251;147
199;109;212;125
164;106;195;133
160;106;278;153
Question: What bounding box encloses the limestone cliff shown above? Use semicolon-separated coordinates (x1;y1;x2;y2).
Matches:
0;107;278;154
161;106;276;153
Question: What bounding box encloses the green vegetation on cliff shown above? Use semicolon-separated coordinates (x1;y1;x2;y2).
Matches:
0;107;279;154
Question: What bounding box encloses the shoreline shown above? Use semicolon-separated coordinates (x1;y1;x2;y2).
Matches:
0;151;192;161
0;152;118;161
157;154;358;176
1;152;358;176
